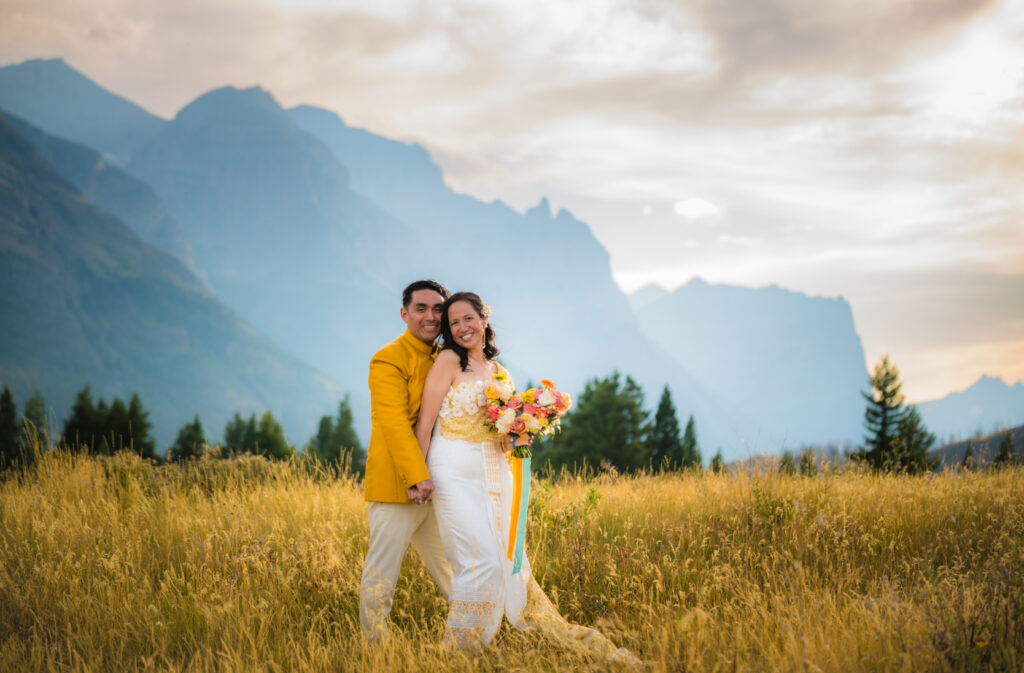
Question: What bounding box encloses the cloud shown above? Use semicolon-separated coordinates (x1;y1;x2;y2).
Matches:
674;197;720;219
1;0;1021;400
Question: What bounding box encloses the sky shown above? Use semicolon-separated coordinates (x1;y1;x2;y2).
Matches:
2;0;1023;402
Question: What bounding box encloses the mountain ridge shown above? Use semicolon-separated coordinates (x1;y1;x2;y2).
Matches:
0;113;344;449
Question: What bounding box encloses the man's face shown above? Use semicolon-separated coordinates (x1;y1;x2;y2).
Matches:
401;289;445;344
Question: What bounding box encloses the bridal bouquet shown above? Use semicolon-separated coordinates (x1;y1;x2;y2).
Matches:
482;374;572;574
483;375;572;459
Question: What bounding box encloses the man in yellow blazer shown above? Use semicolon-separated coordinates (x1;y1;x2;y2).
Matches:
359;279;453;641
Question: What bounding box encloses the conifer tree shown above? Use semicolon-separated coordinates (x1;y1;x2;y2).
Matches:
94;398;111;455
681;415;702;470
893;406;938;474
0;386;19;469
104;397;130;453
224;412;251;455
21;390;48;452
63;386;102;453
993;431;1017;467
170;415;206;461
126;394;156;460
541;372;648;473
961;441;975;470
255;411;292;460
306;396;364;475
309;416;335;461
646;385;683;470
710;450;725;474
779;450;795;475
799;448;817;476
853;354;906;471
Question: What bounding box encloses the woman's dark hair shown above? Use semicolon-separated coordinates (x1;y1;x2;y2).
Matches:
441;292;499;372
402;279;449;307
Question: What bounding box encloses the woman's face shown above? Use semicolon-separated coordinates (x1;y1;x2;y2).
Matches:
447;300;487;352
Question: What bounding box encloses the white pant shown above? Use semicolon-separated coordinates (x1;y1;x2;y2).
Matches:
428;434;530;649
359;501;453;641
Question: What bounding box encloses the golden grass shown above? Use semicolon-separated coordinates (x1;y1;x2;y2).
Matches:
1;448;1022;672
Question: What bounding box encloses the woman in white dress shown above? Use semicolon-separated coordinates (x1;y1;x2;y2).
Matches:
414;292;637;662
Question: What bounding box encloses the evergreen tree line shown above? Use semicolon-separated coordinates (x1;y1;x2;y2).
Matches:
4;361;1018;477
534;372;719;474
0;385;364;475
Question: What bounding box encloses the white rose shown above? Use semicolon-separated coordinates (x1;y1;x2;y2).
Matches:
495;408;517;434
537;389;556;406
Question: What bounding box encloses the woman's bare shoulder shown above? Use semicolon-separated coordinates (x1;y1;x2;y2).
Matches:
431;349;460;370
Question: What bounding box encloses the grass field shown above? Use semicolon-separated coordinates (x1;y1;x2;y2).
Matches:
1;448;1022;672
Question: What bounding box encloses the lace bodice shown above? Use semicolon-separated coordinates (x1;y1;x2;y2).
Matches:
438;365;511;443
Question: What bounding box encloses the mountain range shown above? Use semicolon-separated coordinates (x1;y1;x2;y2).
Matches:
632;279;867;449
1;57;1021;455
0;111;343;447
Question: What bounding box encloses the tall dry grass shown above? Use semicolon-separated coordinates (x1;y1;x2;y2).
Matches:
1;446;1022;672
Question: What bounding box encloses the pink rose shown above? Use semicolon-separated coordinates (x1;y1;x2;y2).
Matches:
507;397;524;410
509;417;527;435
487;406;500;420
524;403;538;415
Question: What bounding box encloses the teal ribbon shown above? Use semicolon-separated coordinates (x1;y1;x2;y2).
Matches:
512;456;531;574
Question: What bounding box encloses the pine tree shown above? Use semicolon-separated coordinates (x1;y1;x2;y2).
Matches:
63;386;103;453
306;396;364;476
170;415;206;461
255;411;292;460
126;394;156;460
853;354;906;471
779;450;795;475
710;450;725;474
21;390;48;453
541;372;649;473
332;396;363;475
993;432;1016;467
104;397;130;453
308;416;335;461
681;415;702;470
94;399;111;455
893;405;938;474
646;385;683;470
799;448;817;476
961;441;975;471
224;413;250;455
0;386;19;469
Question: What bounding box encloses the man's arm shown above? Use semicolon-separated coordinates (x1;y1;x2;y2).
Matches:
369;356;431;491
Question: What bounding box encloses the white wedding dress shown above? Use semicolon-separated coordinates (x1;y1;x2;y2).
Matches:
427;366;637;662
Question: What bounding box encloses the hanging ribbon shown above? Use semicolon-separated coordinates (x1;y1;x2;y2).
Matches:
507;454;531;574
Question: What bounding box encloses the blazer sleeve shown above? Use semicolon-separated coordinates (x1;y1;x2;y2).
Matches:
369;354;431;488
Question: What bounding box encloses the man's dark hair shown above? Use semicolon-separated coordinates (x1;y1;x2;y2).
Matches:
402;279;449;308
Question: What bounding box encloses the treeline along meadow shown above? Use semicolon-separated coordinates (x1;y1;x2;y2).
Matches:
2;354;1020;476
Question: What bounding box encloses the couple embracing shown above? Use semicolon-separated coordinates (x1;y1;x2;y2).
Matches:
358;280;637;663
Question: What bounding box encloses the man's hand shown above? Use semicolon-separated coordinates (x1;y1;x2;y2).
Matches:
408;478;435;504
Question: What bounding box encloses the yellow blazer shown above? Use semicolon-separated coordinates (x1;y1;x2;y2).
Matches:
363;329;437;502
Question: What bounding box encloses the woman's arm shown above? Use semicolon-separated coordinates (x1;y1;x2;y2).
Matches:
415;350;459;459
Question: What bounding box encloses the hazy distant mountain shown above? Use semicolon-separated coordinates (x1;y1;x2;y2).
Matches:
917;375;1024;442
0;114;344;449
0;58;164;161
290;105;747;453
0;107;201;279
633;278;868;448
628;284;669;312
126;86;426;400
